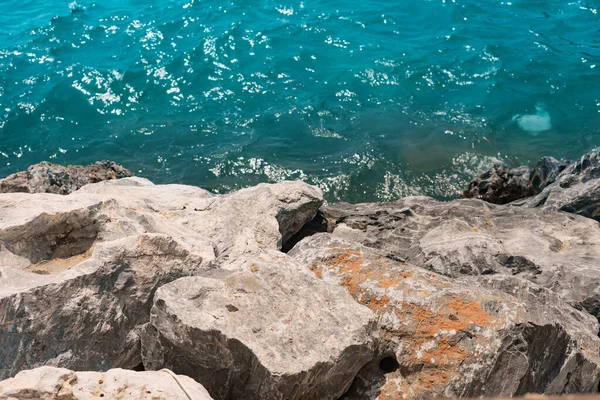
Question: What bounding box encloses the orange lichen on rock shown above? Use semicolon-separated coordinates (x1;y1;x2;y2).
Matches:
421;337;467;365
384;297;497;399
311;249;417;313
364;294;390;311
310;264;324;278
310;247;500;400
401;297;495;338
318;249;413;293
417;369;450;389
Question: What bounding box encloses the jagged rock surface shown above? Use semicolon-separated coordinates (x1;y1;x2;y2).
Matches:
520;148;600;221
0;366;213;400
289;234;600;399
0;178;322;380
322;197;600;321
0;161;133;194
141;249;375;400
463;157;569;204
464;148;600;222
2;159;600;400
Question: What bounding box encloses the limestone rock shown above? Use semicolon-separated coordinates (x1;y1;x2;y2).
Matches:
78;178;323;259
463;157;569;204
0;178;322;379
0;366;213;400
141;250;375;400
0;230;215;379
322;197;600;321
289;234;600;399
0;161;133;195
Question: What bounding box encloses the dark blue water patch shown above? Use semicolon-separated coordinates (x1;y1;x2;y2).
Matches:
0;0;599;202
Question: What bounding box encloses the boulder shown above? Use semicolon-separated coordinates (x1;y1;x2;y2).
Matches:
322;197;600;321
464;148;600;222
78;178;324;259
0;178;322;379
463;157;569;204
289;234;600;399
141;249;375;400
0;366;213;400
0;161;133;195
521;148;600;221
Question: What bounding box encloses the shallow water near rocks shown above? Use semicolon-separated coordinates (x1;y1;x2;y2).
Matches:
1;0;599;202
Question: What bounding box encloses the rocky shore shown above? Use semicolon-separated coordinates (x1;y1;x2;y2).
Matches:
1;150;600;400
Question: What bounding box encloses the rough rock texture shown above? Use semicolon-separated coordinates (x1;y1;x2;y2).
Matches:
0;161;133;194
141;249;375;400
520;148;600;221
464;148;600;222
0;178;322;379
3;159;600;400
463;157;569;204
0;366;213;400
289;234;600;399
322;197;600;321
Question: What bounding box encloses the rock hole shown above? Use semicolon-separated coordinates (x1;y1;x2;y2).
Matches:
281;211;329;253
132;362;145;371
379;356;399;373
0;206;102;272
225;304;239;312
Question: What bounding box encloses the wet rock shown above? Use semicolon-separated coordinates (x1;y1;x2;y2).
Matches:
322;197;600;320
464;148;600;222
0;178;322;379
141;249;375;400
463;164;535;204
521;148;600;221
463;157;570;205
289;234;600;399
0;161;133;195
0;366;213;400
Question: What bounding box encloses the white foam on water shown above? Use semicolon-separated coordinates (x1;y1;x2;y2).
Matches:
513;104;552;133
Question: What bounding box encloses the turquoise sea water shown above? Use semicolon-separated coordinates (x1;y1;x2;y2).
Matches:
1;0;599;202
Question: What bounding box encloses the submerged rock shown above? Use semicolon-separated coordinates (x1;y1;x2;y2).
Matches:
0;178;322;379
0;366;213;400
289;234;600;399
141;249;375;400
0;161;133;195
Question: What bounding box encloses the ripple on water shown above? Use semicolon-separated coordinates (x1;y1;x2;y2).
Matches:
0;0;599;201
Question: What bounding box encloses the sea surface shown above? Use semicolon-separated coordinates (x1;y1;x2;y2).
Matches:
1;0;599;202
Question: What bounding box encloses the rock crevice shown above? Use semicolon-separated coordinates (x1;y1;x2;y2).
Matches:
2;153;600;400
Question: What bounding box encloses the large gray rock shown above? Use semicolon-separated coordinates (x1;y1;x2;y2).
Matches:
464;148;600;222
463;157;569;204
78;178;323;260
0;227;216;378
0;178;322;379
322;197;600;321
521;148;600;221
0;366;213;400
0;161;133;194
141;249;375;400
289;234;600;399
